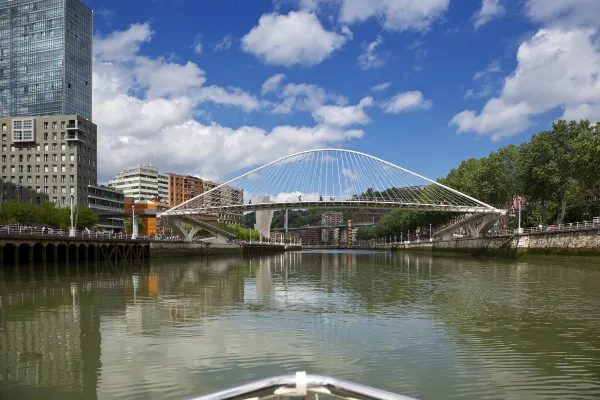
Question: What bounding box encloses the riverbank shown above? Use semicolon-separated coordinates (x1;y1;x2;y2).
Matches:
386;228;600;258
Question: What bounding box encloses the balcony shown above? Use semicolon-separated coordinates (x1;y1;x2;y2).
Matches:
66;131;85;142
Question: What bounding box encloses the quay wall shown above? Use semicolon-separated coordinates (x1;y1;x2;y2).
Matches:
149;242;288;258
400;228;600;258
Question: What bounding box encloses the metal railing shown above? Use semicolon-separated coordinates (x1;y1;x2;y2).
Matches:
488;217;600;237
0;224;182;241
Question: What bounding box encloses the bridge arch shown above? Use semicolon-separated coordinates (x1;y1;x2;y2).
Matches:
162;149;501;218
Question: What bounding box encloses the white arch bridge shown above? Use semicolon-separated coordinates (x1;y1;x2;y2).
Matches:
160;149;505;242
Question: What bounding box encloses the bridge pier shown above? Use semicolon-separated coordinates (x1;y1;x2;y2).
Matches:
162;215;236;243
436;212;506;241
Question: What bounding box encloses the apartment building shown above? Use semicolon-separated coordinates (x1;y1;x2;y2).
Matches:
167;174;204;207
0;115;97;205
108;165;168;202
321;211;344;244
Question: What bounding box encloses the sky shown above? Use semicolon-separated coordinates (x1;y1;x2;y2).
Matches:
88;0;600;184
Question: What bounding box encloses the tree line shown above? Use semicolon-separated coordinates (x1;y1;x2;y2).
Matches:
0;198;99;229
358;120;600;240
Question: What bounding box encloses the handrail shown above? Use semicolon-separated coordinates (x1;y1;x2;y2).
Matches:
488;217;600;237
0;224;182;241
189;372;417;400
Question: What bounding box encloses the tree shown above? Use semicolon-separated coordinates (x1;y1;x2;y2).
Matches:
125;217;144;233
520;120;589;224
76;206;99;228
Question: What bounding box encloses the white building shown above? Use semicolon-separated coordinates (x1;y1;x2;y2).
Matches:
108;165;168;202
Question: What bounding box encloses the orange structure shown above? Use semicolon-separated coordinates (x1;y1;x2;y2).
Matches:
124;198;158;236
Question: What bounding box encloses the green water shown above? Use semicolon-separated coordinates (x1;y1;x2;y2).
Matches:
0;251;599;399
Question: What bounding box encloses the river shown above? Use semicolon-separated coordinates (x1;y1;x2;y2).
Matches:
0;250;599;399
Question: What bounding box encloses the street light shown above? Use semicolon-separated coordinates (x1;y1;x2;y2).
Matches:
69;194;76;237
517;195;522;234
131;204;138;239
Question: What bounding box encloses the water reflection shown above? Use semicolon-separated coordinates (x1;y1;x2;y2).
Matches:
0;252;600;399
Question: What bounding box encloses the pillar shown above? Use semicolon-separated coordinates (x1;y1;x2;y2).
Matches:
28;245;34;264
42;244;47;262
84;245;89;261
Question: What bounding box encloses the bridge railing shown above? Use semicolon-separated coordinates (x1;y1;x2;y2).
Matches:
0;224;182;241
488;217;600;237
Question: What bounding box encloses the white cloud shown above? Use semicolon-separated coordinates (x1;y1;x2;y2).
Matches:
194;86;261;112
473;60;502;80
371;82;391;92
93;22;153;60
464;60;502;99
382;91;432;113
214;34;233;51
241;10;350;67
93;23;363;182
192;37;203;54
525;0;600;27
339;0;450;31
473;0;506;29
261;73;286;95
450;28;600;139
99;121;364;183
357;35;385;70
312;97;373;127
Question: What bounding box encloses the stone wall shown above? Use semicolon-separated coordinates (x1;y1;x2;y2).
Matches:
398;228;600;258
150;242;243;258
526;229;600;256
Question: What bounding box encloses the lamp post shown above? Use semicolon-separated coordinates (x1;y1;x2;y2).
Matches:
69;194;76;237
517;195;522;234
131;204;138;239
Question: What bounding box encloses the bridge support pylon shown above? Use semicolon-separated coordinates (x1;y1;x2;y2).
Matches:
436;212;506;241
162;215;236;243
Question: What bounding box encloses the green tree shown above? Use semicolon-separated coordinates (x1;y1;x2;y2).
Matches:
520;120;588;224
76;206;99;228
125;217;145;233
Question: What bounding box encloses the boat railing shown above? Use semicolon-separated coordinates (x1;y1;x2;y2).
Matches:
189;372;417;400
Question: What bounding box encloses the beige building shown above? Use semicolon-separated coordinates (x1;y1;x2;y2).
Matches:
0;115;97;206
321;211;344;243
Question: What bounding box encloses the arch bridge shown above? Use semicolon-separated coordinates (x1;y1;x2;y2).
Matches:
160;149;504;242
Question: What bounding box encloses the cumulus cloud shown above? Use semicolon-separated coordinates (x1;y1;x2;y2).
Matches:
94;22;153;61
382;91;432;113
450;28;600;139
241;10;350;67
525;0;600;27
357;35;385;70
339;0;450;31
472;0;506;29
93;23;363;182
312;97;374;127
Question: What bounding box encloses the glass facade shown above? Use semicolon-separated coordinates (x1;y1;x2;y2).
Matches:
0;0;92;120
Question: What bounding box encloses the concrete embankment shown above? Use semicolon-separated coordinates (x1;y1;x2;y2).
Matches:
149;242;288;258
399;228;600;258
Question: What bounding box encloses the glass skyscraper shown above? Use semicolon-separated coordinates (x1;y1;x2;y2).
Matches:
0;0;92;120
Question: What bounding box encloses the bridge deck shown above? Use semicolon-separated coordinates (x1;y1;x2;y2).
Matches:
162;201;501;216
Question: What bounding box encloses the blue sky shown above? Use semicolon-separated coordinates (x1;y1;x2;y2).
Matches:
88;0;600;184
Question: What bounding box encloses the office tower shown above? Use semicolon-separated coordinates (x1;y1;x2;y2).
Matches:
0;0;93;119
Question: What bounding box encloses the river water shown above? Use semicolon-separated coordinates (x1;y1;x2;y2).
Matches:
0;250;599;400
